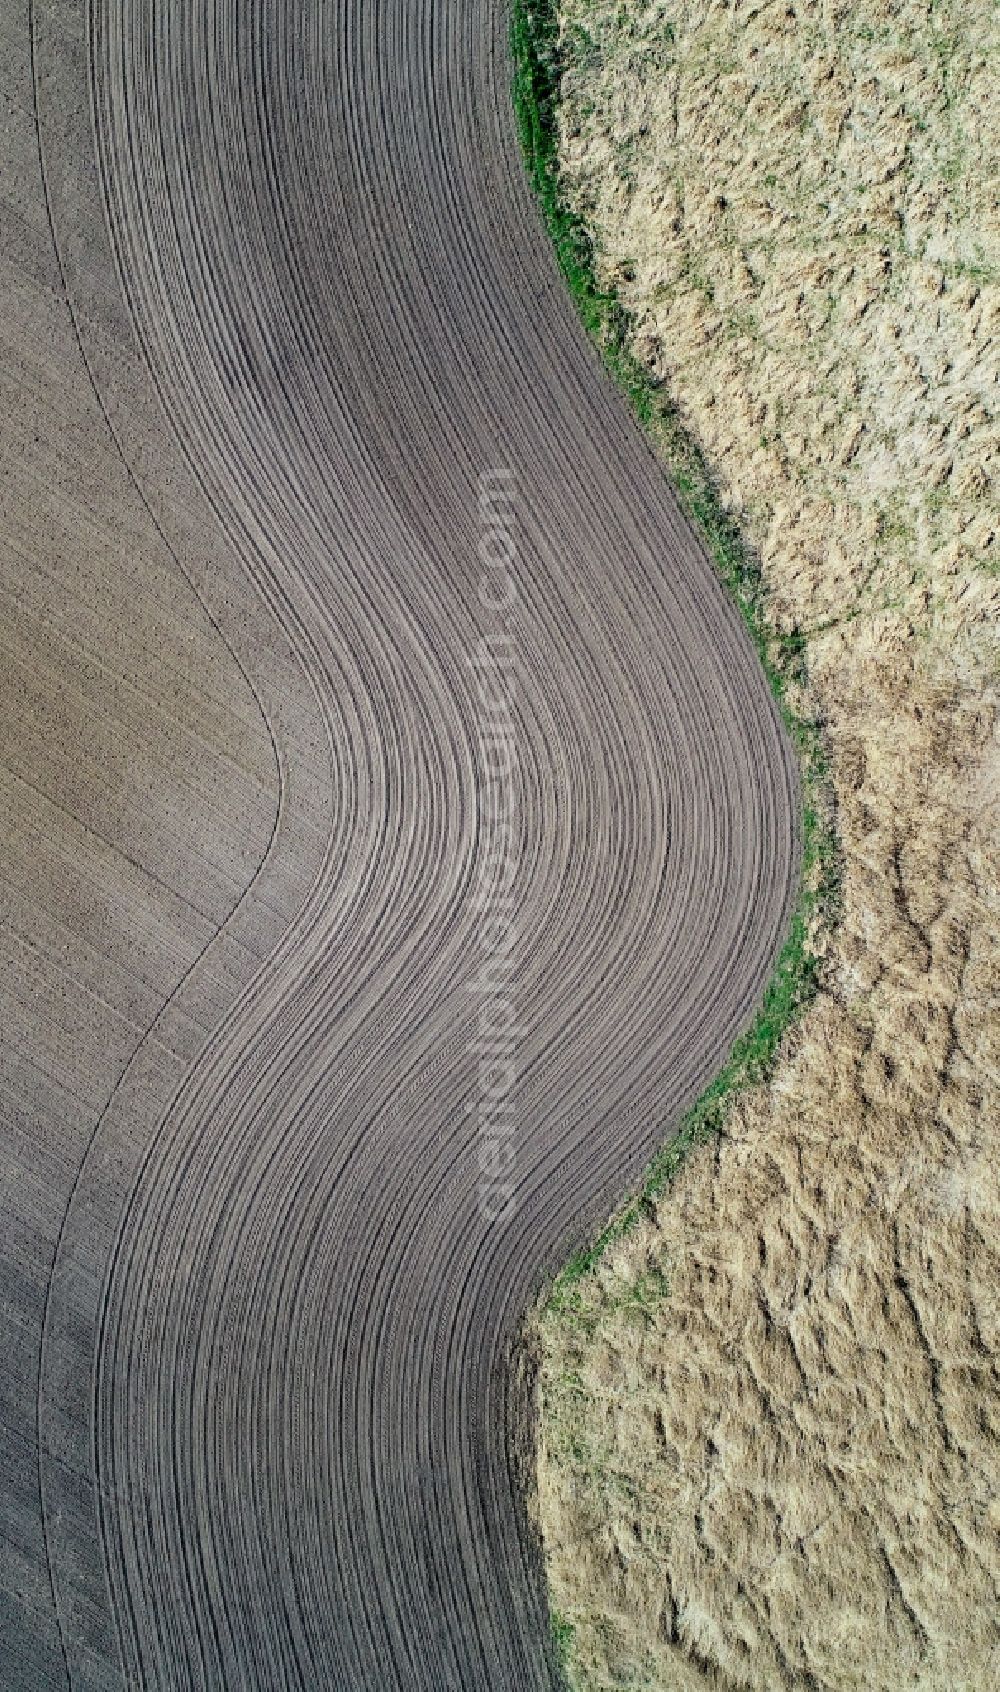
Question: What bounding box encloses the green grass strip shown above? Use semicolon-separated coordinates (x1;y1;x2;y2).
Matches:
510;0;840;1311
550;1610;577;1673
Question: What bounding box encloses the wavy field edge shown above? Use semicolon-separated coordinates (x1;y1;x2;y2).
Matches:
510;0;839;1300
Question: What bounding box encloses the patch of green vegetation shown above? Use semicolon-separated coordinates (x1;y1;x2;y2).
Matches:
726;307;760;340
512;0;841;1310
550;1610;577;1673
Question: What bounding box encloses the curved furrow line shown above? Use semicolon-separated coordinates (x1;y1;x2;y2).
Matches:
33;0;800;1686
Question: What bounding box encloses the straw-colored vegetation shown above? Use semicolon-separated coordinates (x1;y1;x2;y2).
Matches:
535;3;1000;1686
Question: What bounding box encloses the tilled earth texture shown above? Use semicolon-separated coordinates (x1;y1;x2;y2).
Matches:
0;1;797;1688
536;3;999;1689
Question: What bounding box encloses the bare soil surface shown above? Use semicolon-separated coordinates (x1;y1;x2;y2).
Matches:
2;1;797;1687
537;3;999;1687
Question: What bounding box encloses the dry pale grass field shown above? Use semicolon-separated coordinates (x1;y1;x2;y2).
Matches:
536;2;1000;1686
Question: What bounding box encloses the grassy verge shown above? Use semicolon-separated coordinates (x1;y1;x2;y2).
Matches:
550;1611;578;1677
510;0;840;1307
